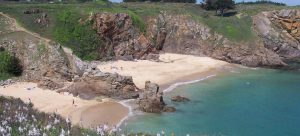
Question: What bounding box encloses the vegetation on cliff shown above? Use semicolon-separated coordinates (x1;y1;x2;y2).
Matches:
54;10;103;60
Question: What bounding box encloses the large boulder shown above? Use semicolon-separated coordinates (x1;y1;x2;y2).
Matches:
138;81;175;113
171;95;190;102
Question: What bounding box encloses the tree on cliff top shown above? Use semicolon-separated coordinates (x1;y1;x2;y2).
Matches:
202;0;235;16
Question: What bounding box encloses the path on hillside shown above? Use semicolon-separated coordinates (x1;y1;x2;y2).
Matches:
0;12;76;56
0;12;51;43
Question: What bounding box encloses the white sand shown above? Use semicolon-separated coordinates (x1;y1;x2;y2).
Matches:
98;53;228;89
0;82;129;128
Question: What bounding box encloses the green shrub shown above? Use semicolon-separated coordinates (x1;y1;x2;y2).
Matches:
0;49;23;80
54;10;104;61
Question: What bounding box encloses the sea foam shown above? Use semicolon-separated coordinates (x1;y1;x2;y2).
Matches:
163;74;216;93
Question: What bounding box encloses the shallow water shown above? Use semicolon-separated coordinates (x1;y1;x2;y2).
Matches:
122;68;300;136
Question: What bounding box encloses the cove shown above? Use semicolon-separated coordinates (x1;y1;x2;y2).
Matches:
122;68;300;136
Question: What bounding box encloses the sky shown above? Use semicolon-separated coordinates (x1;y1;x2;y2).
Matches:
110;0;299;6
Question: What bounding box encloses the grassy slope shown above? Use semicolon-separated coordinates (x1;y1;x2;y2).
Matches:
0;2;299;59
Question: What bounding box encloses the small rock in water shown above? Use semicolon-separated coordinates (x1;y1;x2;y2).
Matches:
171;95;190;102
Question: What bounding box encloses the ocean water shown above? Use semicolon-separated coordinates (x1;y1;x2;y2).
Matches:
122;68;300;136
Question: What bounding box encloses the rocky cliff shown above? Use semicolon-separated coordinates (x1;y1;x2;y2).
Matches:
91;13;159;61
254;9;300;63
146;12;287;67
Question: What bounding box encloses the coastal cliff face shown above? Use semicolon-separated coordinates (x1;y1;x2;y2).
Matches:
20;8;291;69
91;13;159;61
254;9;300;63
146;12;286;67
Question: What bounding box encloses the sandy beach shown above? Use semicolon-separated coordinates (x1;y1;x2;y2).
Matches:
98;53;229;89
0;82;129;128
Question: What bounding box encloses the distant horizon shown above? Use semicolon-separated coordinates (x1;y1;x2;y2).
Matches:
109;0;299;6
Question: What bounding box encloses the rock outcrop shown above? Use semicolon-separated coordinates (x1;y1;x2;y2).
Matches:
0;79;16;87
146;12;287;68
171;95;190;102
91;13;159;61
254;9;300;62
58;65;139;100
0;32;74;83
138;81;175;113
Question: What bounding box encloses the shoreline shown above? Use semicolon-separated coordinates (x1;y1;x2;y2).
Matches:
160;63;239;91
116;63;238;127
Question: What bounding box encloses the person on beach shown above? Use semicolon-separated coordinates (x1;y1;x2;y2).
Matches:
79;117;83;127
66;117;71;129
72;99;74;106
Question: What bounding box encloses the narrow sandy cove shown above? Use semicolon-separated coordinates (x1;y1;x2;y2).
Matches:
0;82;129;128
98;53;229;89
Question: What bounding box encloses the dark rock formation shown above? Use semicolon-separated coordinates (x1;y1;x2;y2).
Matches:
91;12;159;61
58;66;139;100
171;95;190;102
138;81;175;113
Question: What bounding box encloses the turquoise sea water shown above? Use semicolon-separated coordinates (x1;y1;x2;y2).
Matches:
122;68;300;136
